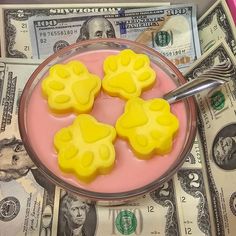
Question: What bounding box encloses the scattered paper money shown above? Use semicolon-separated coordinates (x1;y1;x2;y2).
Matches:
1;1;236;235
184;39;236;236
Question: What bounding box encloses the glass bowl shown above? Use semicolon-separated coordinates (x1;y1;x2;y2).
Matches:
18;38;197;204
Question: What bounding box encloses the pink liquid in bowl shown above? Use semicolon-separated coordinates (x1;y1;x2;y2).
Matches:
26;50;187;193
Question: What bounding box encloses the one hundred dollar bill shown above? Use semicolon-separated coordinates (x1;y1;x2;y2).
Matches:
0;3;169;60
0;59;57;235
184;40;236;236
198;0;236;55
28;4;201;71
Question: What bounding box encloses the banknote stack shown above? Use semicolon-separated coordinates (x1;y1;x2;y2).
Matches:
0;0;236;235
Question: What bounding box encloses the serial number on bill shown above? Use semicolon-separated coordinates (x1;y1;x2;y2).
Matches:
39;29;78;37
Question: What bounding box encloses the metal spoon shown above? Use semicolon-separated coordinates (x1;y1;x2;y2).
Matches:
163;59;235;104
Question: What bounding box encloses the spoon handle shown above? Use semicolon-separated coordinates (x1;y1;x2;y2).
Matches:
163;77;228;104
163;59;235;104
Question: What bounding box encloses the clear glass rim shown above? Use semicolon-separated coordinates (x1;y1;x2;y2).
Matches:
18;38;197;202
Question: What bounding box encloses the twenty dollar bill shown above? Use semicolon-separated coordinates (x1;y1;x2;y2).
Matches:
0;59;57;236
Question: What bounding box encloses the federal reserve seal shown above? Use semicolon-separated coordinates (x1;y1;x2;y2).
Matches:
115;210;137;235
154;31;172;47
0;197;20;221
53;40;70;53
229;192;236;216
210;90;225;111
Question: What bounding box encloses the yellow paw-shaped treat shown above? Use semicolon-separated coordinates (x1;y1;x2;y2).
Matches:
116;98;179;159
54;114;116;182
102;49;156;100
42;60;101;114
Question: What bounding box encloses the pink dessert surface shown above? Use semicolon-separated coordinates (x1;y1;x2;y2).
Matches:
26;49;188;193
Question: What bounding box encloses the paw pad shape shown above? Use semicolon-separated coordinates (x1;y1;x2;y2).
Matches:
54;114;116;182
42;60;101;114
102;49;156;100
116;98;179;159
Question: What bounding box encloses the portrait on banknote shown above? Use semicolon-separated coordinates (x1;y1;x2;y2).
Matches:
0;136;34;181
58;191;97;236
212;123;236;170
76;16;116;42
0;136;55;201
